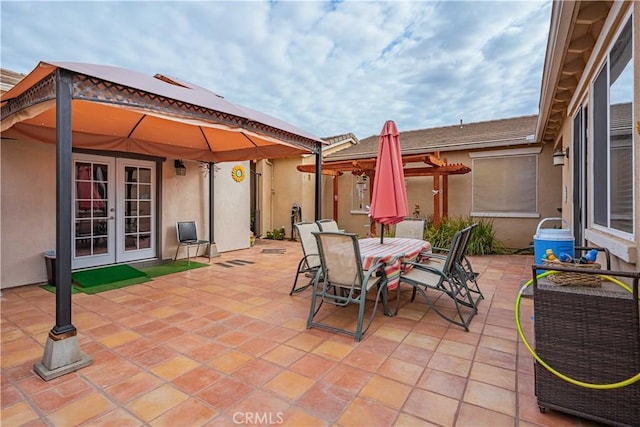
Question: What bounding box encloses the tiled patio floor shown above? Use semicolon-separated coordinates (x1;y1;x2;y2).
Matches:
1;239;601;426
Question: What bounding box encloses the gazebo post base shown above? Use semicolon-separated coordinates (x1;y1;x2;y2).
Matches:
34;334;92;381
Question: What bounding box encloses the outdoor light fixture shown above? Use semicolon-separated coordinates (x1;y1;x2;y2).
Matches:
174;159;186;176
553;147;569;167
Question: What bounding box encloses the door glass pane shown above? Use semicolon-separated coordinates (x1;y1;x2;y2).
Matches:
74;162;110;257
123;166;153;252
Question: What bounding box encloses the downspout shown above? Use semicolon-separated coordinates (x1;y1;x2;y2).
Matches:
265;159;274;233
208;162;219;258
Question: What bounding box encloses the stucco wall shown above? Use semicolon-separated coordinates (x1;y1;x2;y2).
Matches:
329;144;561;250
0;141;251;289
1;139;57;288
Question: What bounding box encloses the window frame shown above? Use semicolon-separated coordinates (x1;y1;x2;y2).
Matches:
470;147;542;218
589;13;634;241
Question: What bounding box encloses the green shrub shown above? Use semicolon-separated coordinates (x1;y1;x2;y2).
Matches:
265;226;286;240
424;216;507;255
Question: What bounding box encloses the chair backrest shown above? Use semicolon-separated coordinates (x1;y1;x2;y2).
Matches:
395;218;425;239
316;219;340;232
294;221;321;267
441;228;467;275
176;221;198;242
455;223;477;264
313;231;364;289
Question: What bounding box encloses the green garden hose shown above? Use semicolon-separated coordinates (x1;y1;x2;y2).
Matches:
515;271;640;390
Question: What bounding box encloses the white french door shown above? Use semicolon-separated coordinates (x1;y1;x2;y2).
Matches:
72;154;156;269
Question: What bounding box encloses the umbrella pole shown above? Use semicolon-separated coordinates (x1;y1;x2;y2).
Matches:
380;224;384;244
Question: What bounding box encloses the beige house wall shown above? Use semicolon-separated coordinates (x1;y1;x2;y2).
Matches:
328;144;560;250
0;138;251;289
268;141;561;250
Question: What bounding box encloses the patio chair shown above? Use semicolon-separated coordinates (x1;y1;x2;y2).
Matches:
174;221;211;264
316;219;341;232
290;221;322;295
420;223;483;304
307;231;388;341
394;217;425;240
398;225;482;330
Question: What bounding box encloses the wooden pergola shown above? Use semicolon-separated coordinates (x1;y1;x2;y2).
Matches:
297;152;471;234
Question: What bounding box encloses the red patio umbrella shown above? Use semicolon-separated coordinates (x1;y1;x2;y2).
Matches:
369;120;408;243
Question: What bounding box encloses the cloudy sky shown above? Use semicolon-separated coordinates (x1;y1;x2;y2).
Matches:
1;0;551;140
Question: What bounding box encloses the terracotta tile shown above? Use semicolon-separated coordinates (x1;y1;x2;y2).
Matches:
1;401;40;426
474;346;516;370
393;412;439;426
469;361;516;391
391;342;433;366
359;374;411;409
463;380;516;417
297;382;354;421
112;337;158;357
82;360;142;389
372;325;409;342
149;397;218;426
232;358;282;386
79;408;142;426
322;364;372;394
436;338;476;360
47;392;114;426
216;330;253;347
287;353;337;382
187;341;229;362
416;369;467;399
0;384;23;408
281;406;328;427
197;377;253;410
311;340;354;361
228;389;290;420
172;365;222;394
262;344;306;367
404;388;459;426
337;396;397;427
127;345;178;368
342;347;387;372
357;335;400;356
236;336;278;357
402;332;440;352
284;333;324;352
427;352;472;377
150;355;200;380
377;357;424;386
478;335;517;355
264;370;315;401
208;349;252;374
29;376;93;413
127;383;189;422
106;371;164;403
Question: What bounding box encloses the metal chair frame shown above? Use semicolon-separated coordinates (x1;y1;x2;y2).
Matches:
173;221;210;264
307;231;388;341
290;221;321;295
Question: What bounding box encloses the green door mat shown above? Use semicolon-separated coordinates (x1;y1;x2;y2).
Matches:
41;260;209;295
137;260;209;278
72;264;148;288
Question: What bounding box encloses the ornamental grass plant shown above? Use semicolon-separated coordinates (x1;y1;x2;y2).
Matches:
424;216;507;255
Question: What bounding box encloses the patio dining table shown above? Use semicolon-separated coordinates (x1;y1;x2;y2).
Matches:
359;237;431;292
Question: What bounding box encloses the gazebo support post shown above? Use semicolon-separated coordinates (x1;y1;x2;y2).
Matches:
314;149;322;220
34;69;93;381
433;172;441;227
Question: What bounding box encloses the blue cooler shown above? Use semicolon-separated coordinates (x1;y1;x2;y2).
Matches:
533;218;574;271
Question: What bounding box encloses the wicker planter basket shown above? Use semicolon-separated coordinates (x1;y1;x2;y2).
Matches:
542;260;602;287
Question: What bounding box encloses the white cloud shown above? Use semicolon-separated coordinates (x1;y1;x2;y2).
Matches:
1;0;551;139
